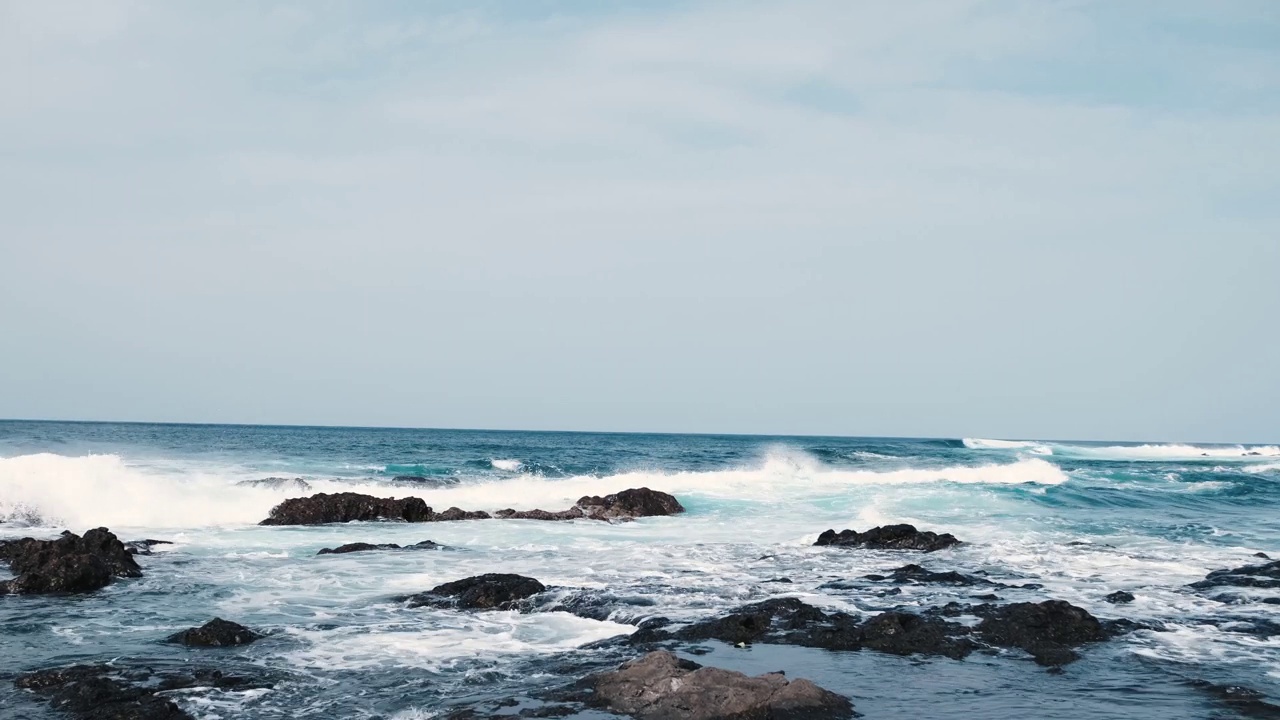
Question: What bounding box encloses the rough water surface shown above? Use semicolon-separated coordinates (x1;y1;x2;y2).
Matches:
1;421;1278;718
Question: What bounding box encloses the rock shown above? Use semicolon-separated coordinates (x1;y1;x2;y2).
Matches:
15;663;269;720
975;600;1108;666
435;507;492;521
815;525;960;552
0;528;142;595
167;618;262;647
1104;590;1135;604
652;597;973;659
259;492;433;525
1188;680;1280;719
317;540;446;555
1256;552;1272;559
494;507;585;521
866;564;998;586
124;539;173;556
522;588;658;623
1190;560;1280;590
236;477;312;492
405;574;546;610
575;488;685;519
587;650;854;720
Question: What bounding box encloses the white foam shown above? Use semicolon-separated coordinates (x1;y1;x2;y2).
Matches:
965;439;1279;461
0;451;1067;532
962;438;1054;455
1243;462;1280;474
284;611;632;671
491;459;524;472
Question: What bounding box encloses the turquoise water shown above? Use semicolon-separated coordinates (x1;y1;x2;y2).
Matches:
1;421;1278;718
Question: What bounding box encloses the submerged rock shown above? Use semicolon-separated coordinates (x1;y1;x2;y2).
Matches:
1190;560;1280;590
317;540;446;555
0;528;142;595
15;663;269;720
167;618;262;647
259;492;433;525
236;477;312;492
1104;590;1135;604
124;539;173;556
864;564;999;586
587;650;854;720
405;574;547;610
815;525;961;552
1187;680;1280;719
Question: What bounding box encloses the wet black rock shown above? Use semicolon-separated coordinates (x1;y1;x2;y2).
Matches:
1256;553;1272;559
1104;590;1135;604
866;564;999;586
259;492;433;525
0;528;142;595
236;477;312;492
1191;560;1280;590
14;663;269;720
1188;680;1280;719
643;597;975;659
317;540;446;555
521;588;658;623
975;600;1108;666
405;574;547;610
586;650;854;720
435;507;492;521
815;524;961;552
124;539;173;556
167;618;262;647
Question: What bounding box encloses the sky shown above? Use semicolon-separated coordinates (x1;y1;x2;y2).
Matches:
1;0;1278;442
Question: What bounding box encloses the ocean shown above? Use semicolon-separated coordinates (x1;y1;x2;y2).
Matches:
1;420;1278;718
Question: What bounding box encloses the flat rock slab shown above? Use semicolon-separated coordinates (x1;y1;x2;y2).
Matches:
588;650;854;720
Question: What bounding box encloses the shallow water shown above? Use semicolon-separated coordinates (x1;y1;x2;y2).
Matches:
2;421;1278;718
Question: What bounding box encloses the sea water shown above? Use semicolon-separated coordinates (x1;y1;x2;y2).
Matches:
1;421;1277;718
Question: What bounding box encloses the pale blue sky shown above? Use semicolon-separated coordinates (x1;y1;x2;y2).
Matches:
1;0;1277;442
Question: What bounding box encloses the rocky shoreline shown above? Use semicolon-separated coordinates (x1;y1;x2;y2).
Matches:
6;491;1280;719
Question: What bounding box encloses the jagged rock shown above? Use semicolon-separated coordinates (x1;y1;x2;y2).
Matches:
815;525;961;552
1104;590;1135;604
124;539;173;556
236;477;312;492
1190;560;1280;590
317;540;445;555
0;528;142;595
15;664;269;720
405;574;546;610
259;492;433;525
975;600;1108;666
521;588;658;623
864;564;998;586
587;650;854;720
167;618;262;647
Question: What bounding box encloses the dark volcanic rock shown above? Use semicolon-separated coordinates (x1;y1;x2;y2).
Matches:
650;597;973;659
317;540;446;555
815;524;960;552
1191;560;1280;590
0;528;142;595
866;564;999;586
435;507;492;521
236;477;312;492
975;600;1108;666
16;664;269;720
167;618;262;647
259;492;433;525
1104;590;1135;604
587;650;854;720
1187;680;1280;719
522;588;658;623
124;539;173;556
405;574;546;610
576;488;685;520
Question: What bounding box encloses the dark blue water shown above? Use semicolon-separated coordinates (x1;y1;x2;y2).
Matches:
2;421;1278;718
